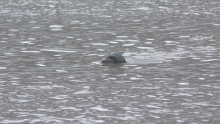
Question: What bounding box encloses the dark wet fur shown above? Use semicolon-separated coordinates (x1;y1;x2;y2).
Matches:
101;53;126;64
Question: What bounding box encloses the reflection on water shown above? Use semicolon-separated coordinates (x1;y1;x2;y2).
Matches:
1;0;220;123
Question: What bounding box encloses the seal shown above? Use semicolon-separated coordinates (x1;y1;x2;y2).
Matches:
101;53;127;64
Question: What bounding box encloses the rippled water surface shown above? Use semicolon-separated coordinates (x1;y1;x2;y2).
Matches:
1;0;220;123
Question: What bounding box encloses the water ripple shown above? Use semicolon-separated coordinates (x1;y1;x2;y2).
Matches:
1;0;220;123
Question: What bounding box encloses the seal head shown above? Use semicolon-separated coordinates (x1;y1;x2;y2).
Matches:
101;53;127;64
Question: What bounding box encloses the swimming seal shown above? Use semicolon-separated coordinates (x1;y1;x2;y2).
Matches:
101;53;127;64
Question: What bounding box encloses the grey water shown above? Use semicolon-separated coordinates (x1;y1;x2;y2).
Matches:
0;0;220;123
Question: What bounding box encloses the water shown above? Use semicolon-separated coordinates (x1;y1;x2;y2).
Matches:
1;0;220;123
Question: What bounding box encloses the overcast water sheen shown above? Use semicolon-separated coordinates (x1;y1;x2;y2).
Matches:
1;0;220;123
